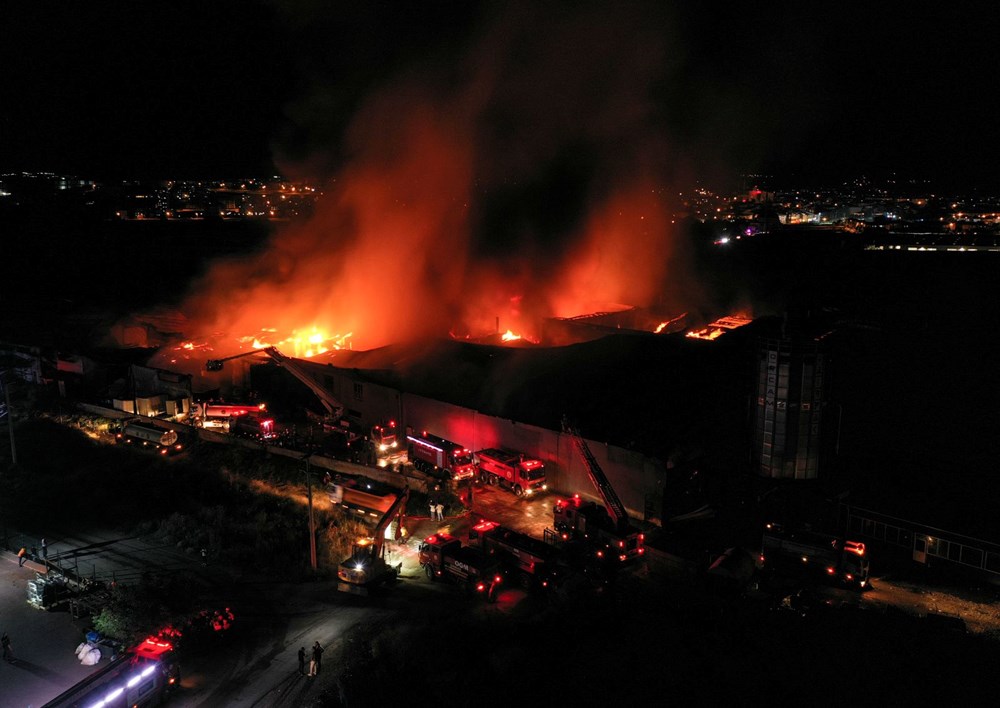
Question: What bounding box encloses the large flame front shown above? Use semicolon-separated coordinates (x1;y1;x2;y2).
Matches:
168;5;707;354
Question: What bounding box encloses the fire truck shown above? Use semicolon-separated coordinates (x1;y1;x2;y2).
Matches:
206;346;345;427
558;419;645;562
468;520;562;590
192;401;262;430
371;419;403;466
553;495;645;563
475;447;547;497
419;532;503;601
337;487;409;595
229;411;277;441
760;521;870;589
41;635;181;708
405;429;477;481
116;421;184;456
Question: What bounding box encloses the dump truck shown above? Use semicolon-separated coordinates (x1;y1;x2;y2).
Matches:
419;532;503;601
475;447;547;497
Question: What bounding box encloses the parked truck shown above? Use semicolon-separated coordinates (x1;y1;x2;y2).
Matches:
116;421;183;455
229;412;277;442
468;519;562;590
553;494;645;563
406;429;477;481
475;447;547;497
760;521;869;589
193;401;263;430
419;532;503;601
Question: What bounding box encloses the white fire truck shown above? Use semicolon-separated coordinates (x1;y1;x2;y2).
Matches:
405;429;477;481
475;447;547;497
41;635;181;708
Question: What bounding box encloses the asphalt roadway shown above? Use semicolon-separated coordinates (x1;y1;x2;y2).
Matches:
0;482;543;708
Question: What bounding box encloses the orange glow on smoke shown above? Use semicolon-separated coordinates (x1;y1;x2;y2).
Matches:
169;12;692;355
242;327;352;357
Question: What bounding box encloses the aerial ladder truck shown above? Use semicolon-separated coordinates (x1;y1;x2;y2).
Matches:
207;346;345;426
556;417;645;563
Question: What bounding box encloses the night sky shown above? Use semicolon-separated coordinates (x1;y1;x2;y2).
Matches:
2;1;998;188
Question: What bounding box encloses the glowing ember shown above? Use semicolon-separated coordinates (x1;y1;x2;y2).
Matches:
654;322;668;334
685;314;753;341
240;327;353;358
500;329;521;342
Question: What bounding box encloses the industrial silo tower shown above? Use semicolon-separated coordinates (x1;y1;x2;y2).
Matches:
752;337;825;479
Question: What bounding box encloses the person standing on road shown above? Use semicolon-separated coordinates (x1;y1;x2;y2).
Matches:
17;547;26;567
312;641;324;674
41;538;47;560
429;500;436;520
436;502;444;521
298;646;306;675
2;632;12;662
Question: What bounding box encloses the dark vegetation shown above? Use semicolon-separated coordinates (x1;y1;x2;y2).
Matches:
0;413;387;644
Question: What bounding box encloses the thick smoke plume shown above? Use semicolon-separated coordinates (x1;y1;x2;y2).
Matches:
180;3;705;353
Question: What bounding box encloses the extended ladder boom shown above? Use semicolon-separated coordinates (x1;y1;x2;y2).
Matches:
561;417;629;527
206;346;344;422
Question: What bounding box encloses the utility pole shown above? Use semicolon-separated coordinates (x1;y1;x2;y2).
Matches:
305;455;317;571
2;372;16;465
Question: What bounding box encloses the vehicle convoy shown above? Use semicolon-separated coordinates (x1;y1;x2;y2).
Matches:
468;519;562;590
229;412;277;441
41;635;181;708
116;421;183;455
406;429;477;480
474;447;547;497
558;419;645;562
419;532;503;601
337;487;409;595
760;521;870;589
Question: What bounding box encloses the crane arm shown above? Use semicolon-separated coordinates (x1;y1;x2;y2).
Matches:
206;346;345;422
374;487;409;557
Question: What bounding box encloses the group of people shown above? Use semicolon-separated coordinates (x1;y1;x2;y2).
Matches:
429;500;445;521
297;641;324;677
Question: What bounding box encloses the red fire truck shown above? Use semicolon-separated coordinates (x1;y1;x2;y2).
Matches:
553;494;645;563
419;532;503;601
229;412;277;441
468;519;562;590
405;429;477;481
760;521;870;589
475;447;547;497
